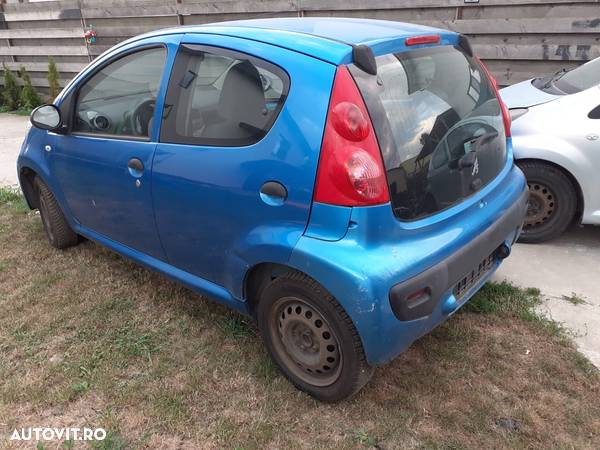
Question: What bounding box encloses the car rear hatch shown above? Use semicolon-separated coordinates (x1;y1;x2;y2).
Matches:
349;42;510;221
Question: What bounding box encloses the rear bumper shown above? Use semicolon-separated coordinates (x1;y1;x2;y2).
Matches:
289;163;528;365
389;187;526;322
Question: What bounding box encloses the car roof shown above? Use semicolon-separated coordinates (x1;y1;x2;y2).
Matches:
129;18;456;65
213;17;446;46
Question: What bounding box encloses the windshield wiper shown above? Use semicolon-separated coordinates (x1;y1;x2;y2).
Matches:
543;68;569;89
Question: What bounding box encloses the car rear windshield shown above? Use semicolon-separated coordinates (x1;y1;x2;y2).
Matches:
350;46;507;221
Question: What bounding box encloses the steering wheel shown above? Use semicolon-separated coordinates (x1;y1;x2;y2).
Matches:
129;98;156;137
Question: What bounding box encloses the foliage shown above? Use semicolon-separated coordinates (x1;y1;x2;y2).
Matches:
0;187;22;205
19;66;43;110
0;187;28;212
47;57;61;100
2;64;20;110
467;281;564;336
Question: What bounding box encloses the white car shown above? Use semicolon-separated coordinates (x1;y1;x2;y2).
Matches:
501;57;600;243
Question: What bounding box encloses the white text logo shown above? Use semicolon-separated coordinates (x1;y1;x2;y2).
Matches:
10;427;106;442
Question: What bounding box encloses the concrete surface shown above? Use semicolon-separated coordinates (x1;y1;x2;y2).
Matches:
0;113;598;366
0;113;28;186
494;226;600;367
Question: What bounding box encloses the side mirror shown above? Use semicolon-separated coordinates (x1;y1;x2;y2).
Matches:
30;104;62;131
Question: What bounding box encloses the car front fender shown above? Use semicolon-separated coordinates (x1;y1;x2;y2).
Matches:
511;133;591;210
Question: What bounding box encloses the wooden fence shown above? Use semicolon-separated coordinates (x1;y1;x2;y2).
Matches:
1;0;599;94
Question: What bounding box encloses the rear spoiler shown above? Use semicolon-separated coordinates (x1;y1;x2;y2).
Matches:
458;34;473;57
352;45;377;76
352;34;474;76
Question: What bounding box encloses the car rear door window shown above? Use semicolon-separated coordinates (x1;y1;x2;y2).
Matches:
160;44;289;147
72;47;166;139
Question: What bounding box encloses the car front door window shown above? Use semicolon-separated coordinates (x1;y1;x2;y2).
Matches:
73;47;166;139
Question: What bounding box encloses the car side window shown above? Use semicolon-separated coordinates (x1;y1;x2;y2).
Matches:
160;44;289;147
73;46;167;139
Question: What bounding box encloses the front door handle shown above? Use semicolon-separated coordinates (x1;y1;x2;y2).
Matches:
128;158;144;172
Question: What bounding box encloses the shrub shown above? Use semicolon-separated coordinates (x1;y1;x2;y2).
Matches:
19;66;43;110
2;64;20;111
47;57;61;100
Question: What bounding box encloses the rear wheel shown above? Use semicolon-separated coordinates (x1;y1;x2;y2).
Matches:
34;177;79;249
256;271;373;402
517;161;577;244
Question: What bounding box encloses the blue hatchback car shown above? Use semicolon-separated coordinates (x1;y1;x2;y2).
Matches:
18;18;527;401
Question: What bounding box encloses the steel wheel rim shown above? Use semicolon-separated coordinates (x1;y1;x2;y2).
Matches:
524;182;556;229
269;296;343;387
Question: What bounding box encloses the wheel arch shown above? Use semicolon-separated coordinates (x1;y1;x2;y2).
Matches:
516;157;584;221
18;166;40;209
243;255;377;366
244;262;299;317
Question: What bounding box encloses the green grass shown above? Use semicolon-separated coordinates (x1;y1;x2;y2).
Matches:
111;326;160;368
1;190;599;449
219;311;256;338
90;431;127;450
0;186;29;214
353;429;378;447
466;282;541;317
467;282;567;337
0;186;23;204
71;380;91;396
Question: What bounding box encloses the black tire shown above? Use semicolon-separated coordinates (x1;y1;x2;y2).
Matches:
34;177;79;249
256;271;373;402
517;161;577;244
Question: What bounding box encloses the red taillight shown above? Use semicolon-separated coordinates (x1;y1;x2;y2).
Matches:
476;56;511;138
405;35;440;46
331;102;370;141
314;66;389;206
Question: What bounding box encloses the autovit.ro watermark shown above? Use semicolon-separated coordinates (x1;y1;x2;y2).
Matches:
10;427;106;442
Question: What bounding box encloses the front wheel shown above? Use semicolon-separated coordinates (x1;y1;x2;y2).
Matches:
256;271;373;402
517;161;577;244
34;177;79;249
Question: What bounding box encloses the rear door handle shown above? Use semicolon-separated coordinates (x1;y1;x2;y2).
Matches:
260;181;287;206
260;181;287;198
128;158;144;172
